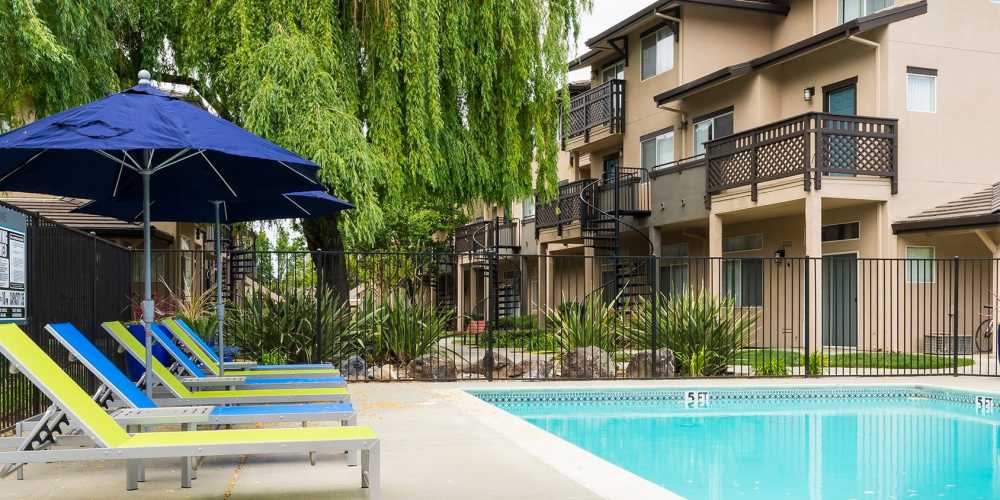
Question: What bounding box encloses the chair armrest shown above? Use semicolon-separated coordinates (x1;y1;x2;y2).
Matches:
111;406;214;426
178;376;247;388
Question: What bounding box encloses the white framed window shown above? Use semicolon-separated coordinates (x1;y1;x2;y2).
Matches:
907;68;937;113
723;259;764;307
822;221;861;242
906;246;936;283
641;129;674;169
840;0;893;23
641;27;675;80
600;60;625;82
521;197;535;219
723;233;763;253
660;242;689;296
693;110;734;157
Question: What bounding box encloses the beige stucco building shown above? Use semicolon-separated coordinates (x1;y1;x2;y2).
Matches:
454;0;1000;355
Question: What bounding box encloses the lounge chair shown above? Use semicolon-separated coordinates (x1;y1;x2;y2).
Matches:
142;323;347;389
0;324;379;496
163;317;336;374
102;321;350;405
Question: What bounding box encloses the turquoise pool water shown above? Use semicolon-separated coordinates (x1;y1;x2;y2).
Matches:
471;387;1000;500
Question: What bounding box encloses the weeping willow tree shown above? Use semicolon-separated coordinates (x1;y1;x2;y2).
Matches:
1;0;588;299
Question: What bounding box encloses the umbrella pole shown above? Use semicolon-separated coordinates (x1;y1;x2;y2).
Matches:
214;202;225;376
141;170;156;399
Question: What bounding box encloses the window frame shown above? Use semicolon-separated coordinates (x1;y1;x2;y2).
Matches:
660;242;690;297
906;68;937;114
640;127;675;170
722;258;764;308
640;26;675;81
839;0;894;23
722;233;764;253
821;221;861;243
905;245;937;284
521;196;535;220
600;60;625;83
693;108;735;157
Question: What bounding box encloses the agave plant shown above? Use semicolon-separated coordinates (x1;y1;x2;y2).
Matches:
358;292;454;365
546;293;621;354
624;291;758;376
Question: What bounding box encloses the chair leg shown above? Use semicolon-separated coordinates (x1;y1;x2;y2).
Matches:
363;442;380;500
181;457;193;488
16;464;24;480
126;460;140;491
182;423;198;480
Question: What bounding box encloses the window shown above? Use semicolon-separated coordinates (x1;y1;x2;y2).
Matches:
822;222;860;242
723;233;763;253
521;197;535;219
906;246;936;283
641;129;674;169
641;27;674;80
840;0;893;22
907;68;937;113
723;259;764;307
660;242;689;296
601;60;625;82
693;110;734;157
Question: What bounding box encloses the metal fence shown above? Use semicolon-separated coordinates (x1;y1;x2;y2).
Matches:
5;241;1000;430
0;203;132;432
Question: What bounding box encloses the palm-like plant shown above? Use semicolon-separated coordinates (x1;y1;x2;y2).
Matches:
625;291;757;376
546;293;621;354
361;292;453;365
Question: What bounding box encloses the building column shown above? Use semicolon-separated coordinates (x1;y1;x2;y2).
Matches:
709;212;724;295
584;245;595;293
805;193;823;353
456;261;465;332
469;264;479;320
649;226;662;256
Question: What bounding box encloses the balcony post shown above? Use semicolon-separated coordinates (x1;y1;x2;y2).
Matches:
803;114;813;192
814;115;823;191
751;131;759;202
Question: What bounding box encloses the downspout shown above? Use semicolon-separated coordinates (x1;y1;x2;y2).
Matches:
847;35;881;115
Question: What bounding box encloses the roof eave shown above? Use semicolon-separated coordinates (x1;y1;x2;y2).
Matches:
891;214;1000;235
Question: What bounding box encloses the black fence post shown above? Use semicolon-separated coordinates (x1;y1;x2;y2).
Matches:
315;250;325;365
649;254;659;378
804;257;811;378
953;256;960;376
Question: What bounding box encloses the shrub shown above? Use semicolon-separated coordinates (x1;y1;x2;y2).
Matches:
754;359;789;377
494;314;537;330
358;292;454;365
806;353;826;376
546;294;621;353
625;291;758;376
487;329;558;352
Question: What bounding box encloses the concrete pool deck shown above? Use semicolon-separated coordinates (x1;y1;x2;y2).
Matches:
5;376;1000;499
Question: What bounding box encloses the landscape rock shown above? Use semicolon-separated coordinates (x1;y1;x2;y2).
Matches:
478;352;514;378
625;350;676;378
560;347;613;379
366;364;399;381
340;355;367;377
509;359;554;379
406;354;457;380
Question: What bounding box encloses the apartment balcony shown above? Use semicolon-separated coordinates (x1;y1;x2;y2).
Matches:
705;113;898;202
561;79;625;153
454;218;520;254
536;168;650;236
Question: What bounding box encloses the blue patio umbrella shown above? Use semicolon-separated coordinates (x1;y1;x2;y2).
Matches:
0;71;322;396
73;191;354;371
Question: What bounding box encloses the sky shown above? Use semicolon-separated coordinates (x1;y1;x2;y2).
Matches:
569;0;652;81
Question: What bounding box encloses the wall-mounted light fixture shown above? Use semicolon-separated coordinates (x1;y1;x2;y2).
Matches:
774;248;786;260
803;87;815;102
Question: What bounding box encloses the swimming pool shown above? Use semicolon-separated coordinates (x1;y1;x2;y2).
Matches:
470;386;1000;500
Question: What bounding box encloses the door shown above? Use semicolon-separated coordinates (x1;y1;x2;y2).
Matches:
601;154;620;212
824;81;857;175
823;253;858;347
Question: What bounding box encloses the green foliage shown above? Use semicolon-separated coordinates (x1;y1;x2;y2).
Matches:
226;289;362;364
485;329;558;352
260;349;289;366
494;314;538;330
806;353;826;376
359;293;454;365
626;291;758;377
546;294;620;353
753;359;789;377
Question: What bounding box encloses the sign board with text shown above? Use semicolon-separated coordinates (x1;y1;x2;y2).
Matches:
0;205;26;324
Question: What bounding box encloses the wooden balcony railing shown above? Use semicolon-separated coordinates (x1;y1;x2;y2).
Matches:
561;79;625;142
535;180;591;234
536;168;651;235
705;112;897;201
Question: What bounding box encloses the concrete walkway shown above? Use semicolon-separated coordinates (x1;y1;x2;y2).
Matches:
6;377;1000;499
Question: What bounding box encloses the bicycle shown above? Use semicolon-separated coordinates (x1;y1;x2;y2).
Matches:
975;304;995;354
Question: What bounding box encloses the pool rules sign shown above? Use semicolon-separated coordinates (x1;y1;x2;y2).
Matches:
0;205;26;323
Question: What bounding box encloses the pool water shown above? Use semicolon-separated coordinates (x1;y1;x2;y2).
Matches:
472;387;1000;500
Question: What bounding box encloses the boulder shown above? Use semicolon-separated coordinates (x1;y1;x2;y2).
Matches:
509;359;554;379
340;355;367;377
478;352;514;378
366;364;399;381
560;347;613;379
406;354;457;380
625;350;675;378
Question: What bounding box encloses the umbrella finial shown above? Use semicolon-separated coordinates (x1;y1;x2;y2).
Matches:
138;69;151;85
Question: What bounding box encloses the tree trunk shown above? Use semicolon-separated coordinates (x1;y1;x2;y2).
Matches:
301;213;349;303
